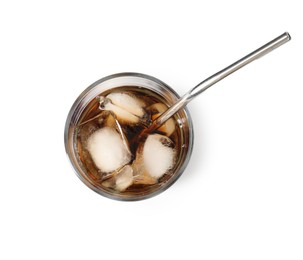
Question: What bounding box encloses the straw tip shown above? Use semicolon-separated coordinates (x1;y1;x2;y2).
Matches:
285;32;291;41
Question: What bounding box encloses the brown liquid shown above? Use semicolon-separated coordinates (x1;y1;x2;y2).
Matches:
74;86;184;197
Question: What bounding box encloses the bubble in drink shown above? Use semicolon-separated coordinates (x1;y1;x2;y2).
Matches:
75;87;183;195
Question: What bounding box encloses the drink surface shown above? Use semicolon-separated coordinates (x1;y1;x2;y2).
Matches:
75;86;184;197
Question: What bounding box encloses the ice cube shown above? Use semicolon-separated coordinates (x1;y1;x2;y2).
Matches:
86;127;131;173
152;113;175;137
143;134;175;178
148;103;176;136
148;103;168;114
132;134;175;184
77;111;132;180
103;102;140;124
106;92;145;117
102;165;133;191
98;93;147;124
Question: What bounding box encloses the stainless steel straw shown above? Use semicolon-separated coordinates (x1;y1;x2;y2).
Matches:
149;32;291;132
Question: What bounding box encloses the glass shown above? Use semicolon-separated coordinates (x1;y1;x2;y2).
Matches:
64;73;194;201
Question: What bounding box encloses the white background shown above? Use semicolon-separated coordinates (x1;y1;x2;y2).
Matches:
0;1;302;259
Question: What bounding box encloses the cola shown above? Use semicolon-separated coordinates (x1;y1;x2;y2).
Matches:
75;87;183;196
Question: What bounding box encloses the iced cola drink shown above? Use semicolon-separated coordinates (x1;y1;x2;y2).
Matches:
65;73;193;200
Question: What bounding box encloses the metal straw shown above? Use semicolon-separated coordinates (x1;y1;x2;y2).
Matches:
149;32;291;132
